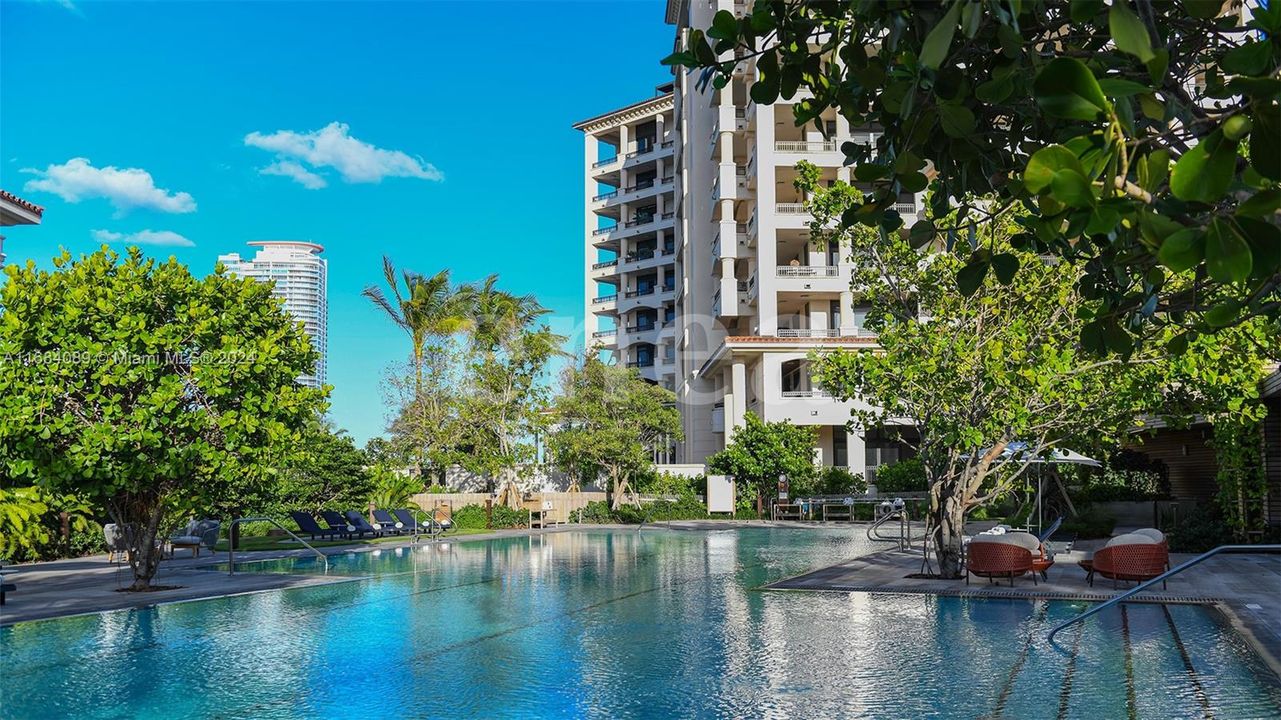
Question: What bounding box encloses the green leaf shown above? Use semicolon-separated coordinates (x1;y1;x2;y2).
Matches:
1097;77;1153;98
1204;300;1242;328
1071;0;1105;22
1109;2;1155;62
1137;149;1170;192
1102;319;1133;355
955;258;990;295
1025;145;1086;194
854;163;891;181
1157;228;1204;272
1184;0;1222;19
1169;131;1237;203
1251;104;1281;180
909;219;937;250
1034;58;1111;121
1235;217;1281;277
1204;218;1252;283
990;253;1020;284
1051;169;1095;207
1221;40;1274;76
707;10;738;40
1237;188;1281;217
1165;333;1189;356
899;171;930;193
938;104;976;137
975;75;1015;104
920;1;963;70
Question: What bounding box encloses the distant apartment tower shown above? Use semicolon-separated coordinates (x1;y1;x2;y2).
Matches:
574;86;679;390
0;189;45;266
218;241;328;388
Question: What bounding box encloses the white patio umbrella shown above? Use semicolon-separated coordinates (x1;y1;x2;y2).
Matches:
971;442;1102;535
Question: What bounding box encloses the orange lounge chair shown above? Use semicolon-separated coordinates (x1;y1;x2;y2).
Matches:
966;541;1037;586
1090;542;1169;589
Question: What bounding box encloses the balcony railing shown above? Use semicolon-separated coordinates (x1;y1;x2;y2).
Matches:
591;294;617;305
624;216;655;228
777;328;841;338
775;140;838;153
591;260;618;270
625;249;656;263
592;156;619;168
660;176;674;185
894;202;918;214
661;211;675;220
625;141;656;159
592;225;617;236
661;139;674;149
625;324;657;334
626;179;656;192
626;359;656;368
776;203;810;215
592;329;617;338
624;287;656;298
777;265;840;277
781;389;833;398
593;190;618;202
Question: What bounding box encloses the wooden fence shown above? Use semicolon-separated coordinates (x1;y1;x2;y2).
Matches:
408;491;608;524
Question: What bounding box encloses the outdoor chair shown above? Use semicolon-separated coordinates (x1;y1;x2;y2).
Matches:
371;509;404;533
1090;534;1169;589
431;506;454;532
967;534;1039;586
392;508;428;533
343;511;385;537
290;512;344;540
321;511;365;538
103;523;131;563
168;519;221;558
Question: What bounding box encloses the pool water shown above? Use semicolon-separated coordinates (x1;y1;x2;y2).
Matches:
1;528;1278;719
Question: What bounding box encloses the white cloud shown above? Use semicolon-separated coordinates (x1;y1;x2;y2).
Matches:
23;157;196;215
244;122;442;187
91;229;195;248
260;160;327;189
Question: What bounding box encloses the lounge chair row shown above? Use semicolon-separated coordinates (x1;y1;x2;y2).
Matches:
289;509;451;541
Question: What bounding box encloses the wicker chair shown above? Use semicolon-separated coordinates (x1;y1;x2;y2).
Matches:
1091;542;1169;589
966;541;1036;586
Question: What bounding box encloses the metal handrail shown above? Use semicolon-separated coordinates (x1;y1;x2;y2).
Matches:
227;516;329;575
1046;544;1281;644
867;509;911;550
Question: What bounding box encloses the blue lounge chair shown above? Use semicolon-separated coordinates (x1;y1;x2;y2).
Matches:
290;512;345;540
321;511;364;539
343;511;385;537
372;509;404;533
392;508;428;533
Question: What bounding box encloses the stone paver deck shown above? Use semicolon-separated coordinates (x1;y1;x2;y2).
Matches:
766;544;1281;676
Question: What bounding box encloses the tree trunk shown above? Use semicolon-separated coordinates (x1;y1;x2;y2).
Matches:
110;497;167;591
610;472;640;510
931;481;967;579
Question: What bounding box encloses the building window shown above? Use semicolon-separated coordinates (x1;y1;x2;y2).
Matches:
781;359;804;393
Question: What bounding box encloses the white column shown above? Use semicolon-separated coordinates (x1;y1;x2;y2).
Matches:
839;290;856;335
584;133;599;343
730;359;747;429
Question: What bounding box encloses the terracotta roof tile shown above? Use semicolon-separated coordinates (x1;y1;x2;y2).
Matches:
0;189;45;216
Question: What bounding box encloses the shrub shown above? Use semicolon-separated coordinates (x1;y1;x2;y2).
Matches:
451;503;529;530
872;458;927;493
575;501;616;524
1081;466;1168;502
817;466;866;496
1061;507;1116;539
1165;507;1235;553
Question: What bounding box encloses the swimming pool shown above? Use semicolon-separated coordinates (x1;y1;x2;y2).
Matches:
2;528;1278;718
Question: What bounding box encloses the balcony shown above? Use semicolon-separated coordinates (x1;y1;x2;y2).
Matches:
593;190;618;202
592;259;618;270
777;265;839;278
625;140;657;160
781;389;833;399
625;287;656;299
626;359;656;369
591;294;617;305
592;329;617;339
625;323;657;334
776;328;841;338
776;203;810;215
894;201;918;215
592;155;620;169
775;140;838;153
592;224;618;237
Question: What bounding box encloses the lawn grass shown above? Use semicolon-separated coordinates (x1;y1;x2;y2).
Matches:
213;527;499;552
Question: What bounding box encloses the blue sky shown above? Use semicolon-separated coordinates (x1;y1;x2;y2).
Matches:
0;0;674;444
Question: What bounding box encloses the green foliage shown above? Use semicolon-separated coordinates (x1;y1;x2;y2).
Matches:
575;501;617;524
368;466;423;510
817;466;867;496
574;496;709;524
707;414;818;501
0;487;49;559
872;459;928;494
275;423;375;514
1210;417;1269;539
666;1;1281;350
1081;465;1168;502
549;352;682;508
1060;506;1117;540
0;247;326;588
1165;506;1235;553
452;503;528;530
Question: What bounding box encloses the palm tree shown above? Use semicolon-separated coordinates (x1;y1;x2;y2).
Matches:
363;257;475;394
363;257;476;480
469;275;549;354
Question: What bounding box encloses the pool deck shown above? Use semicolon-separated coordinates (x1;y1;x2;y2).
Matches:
765;536;1281;677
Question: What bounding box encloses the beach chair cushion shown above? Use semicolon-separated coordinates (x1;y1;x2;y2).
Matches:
1106;533;1158;547
972;531;1042;555
1131;528;1165;544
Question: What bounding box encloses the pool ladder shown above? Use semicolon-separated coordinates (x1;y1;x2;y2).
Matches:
1047;543;1281;644
866;509;914;550
226;516;329;575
